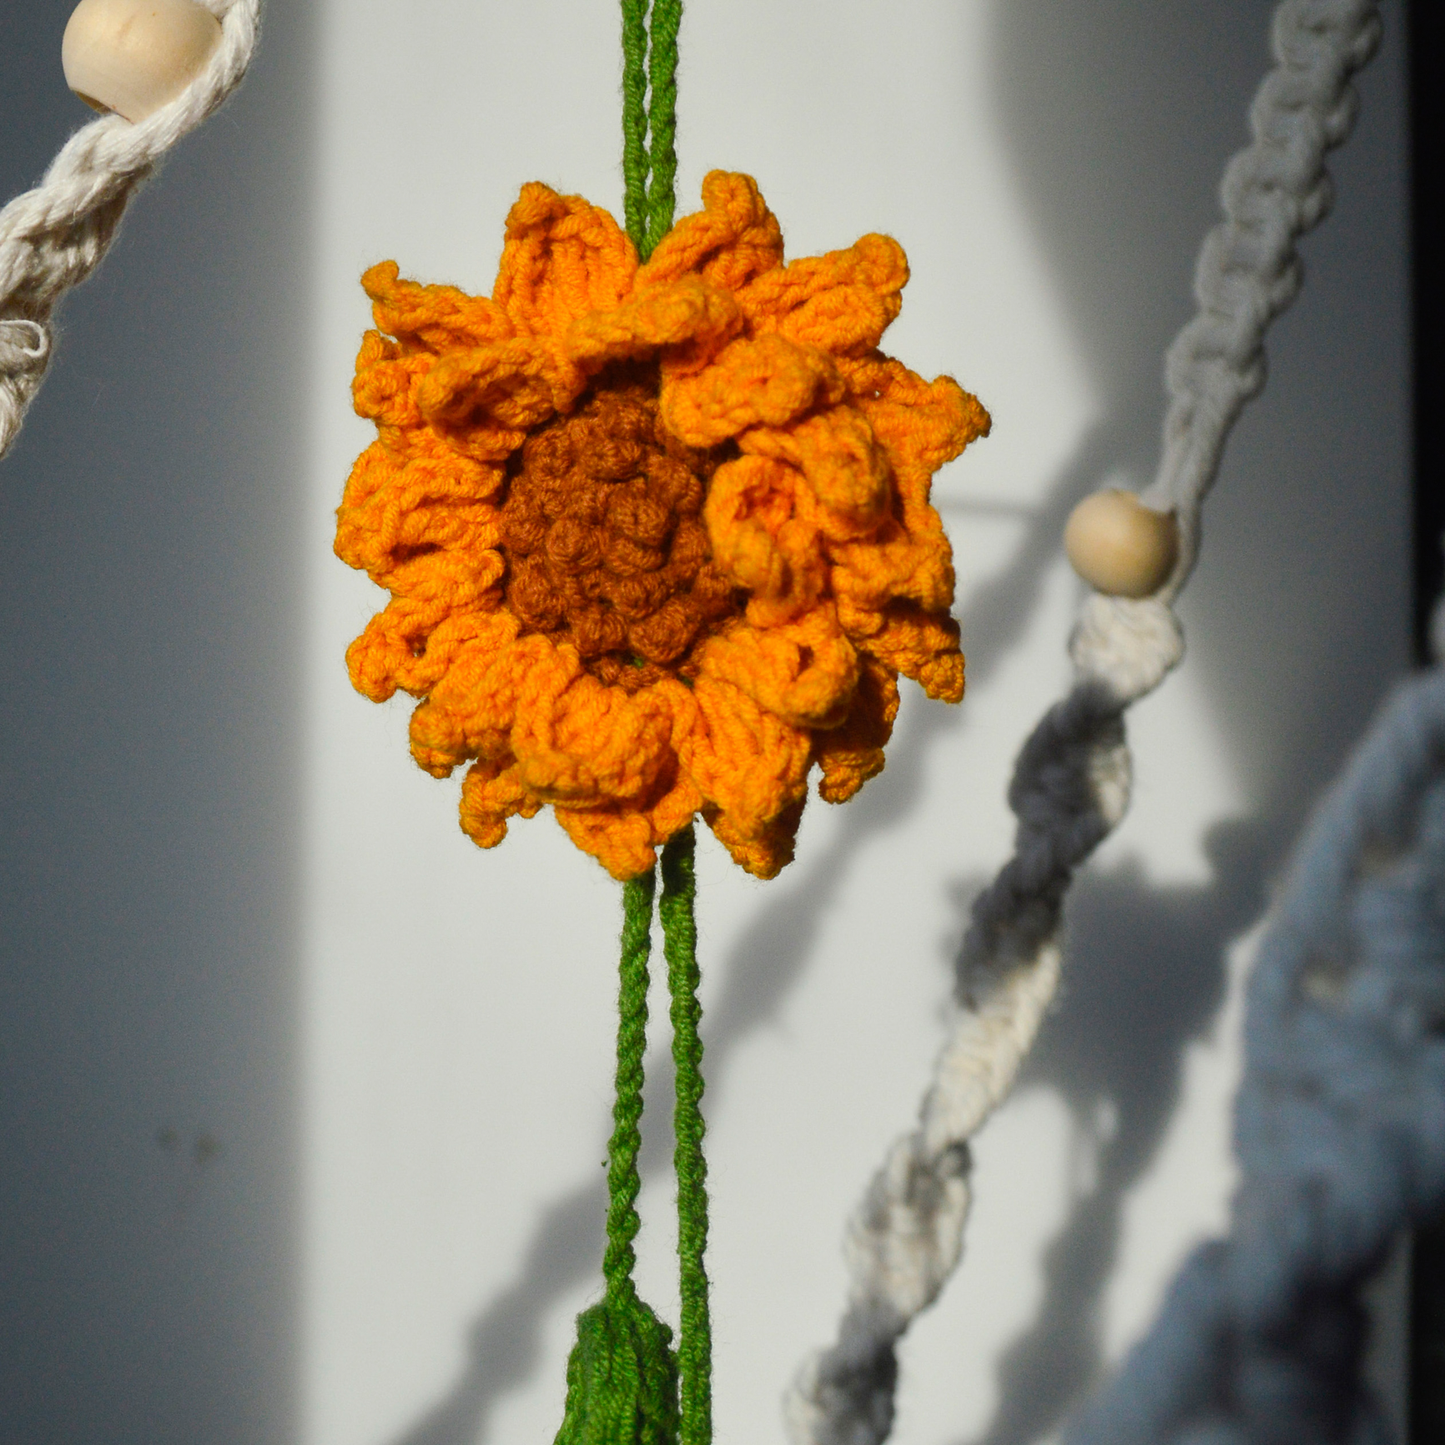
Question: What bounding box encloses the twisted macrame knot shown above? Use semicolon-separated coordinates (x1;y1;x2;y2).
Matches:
556;1291;680;1445
0;319;49;374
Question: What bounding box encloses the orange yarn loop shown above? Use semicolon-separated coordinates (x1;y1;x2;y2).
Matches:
336;172;990;880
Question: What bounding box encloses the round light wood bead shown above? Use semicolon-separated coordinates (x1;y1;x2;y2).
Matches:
1063;489;1179;598
62;0;222;124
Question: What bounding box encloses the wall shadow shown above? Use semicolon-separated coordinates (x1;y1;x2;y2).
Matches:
0;5;317;1442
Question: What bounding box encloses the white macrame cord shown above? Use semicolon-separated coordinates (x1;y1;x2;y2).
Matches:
785;4;1384;1444
0;0;261;462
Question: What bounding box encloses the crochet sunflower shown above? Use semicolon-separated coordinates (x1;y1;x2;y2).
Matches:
336;171;989;881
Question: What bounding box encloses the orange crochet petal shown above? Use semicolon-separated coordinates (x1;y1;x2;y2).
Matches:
854;602;965;703
493;183;638;338
677;674;811;849
827;517;954;616
661;332;844;447
842;355;991;472
417;337;584;441
336;442;503;580
363;261;515;353
740;233;908;353
511;656;674;806
703;795;806;880
697;607;859;729
406;618;530;774
640;171;784;294
553;806;660;882
815;655;900;805
553;758;714;881
647;765;706;846
352;332;430;433
740;405;891;534
565;275;743;371
703;455;826;623
335;439;403;567
337;432;509;702
347;570;507;704
458;756;542;851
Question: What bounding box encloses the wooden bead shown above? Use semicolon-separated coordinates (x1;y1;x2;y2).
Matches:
62;0;222;123
1063;489;1179;598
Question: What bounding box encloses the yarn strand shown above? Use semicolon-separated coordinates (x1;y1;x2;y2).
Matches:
642;0;683;260
661;826;712;1445
604;870;659;1303
619;0;650;253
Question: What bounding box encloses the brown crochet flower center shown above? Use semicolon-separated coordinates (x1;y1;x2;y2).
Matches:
499;365;743;691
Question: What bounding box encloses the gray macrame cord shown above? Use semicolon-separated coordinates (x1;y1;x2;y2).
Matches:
0;0;262;464
784;5;1385;1445
1060;640;1445;1445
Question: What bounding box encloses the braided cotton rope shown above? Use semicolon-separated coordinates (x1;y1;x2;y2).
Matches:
1064;660;1445;1445
785;4;1384;1443
0;0;261;463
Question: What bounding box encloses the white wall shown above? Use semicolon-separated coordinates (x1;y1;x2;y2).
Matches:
0;3;1410;1444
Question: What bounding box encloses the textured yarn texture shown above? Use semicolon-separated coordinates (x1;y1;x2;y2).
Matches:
1064;664;1445;1445
785;4;1382;1443
335;172;989;880
553;13;706;1443
0;0;261;462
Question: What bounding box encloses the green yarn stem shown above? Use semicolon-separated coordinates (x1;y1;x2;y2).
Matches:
642;0;682;260
619;0;682;261
555;869;679;1445
619;0;649;253
604;871;657;1301
660;826;711;1445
